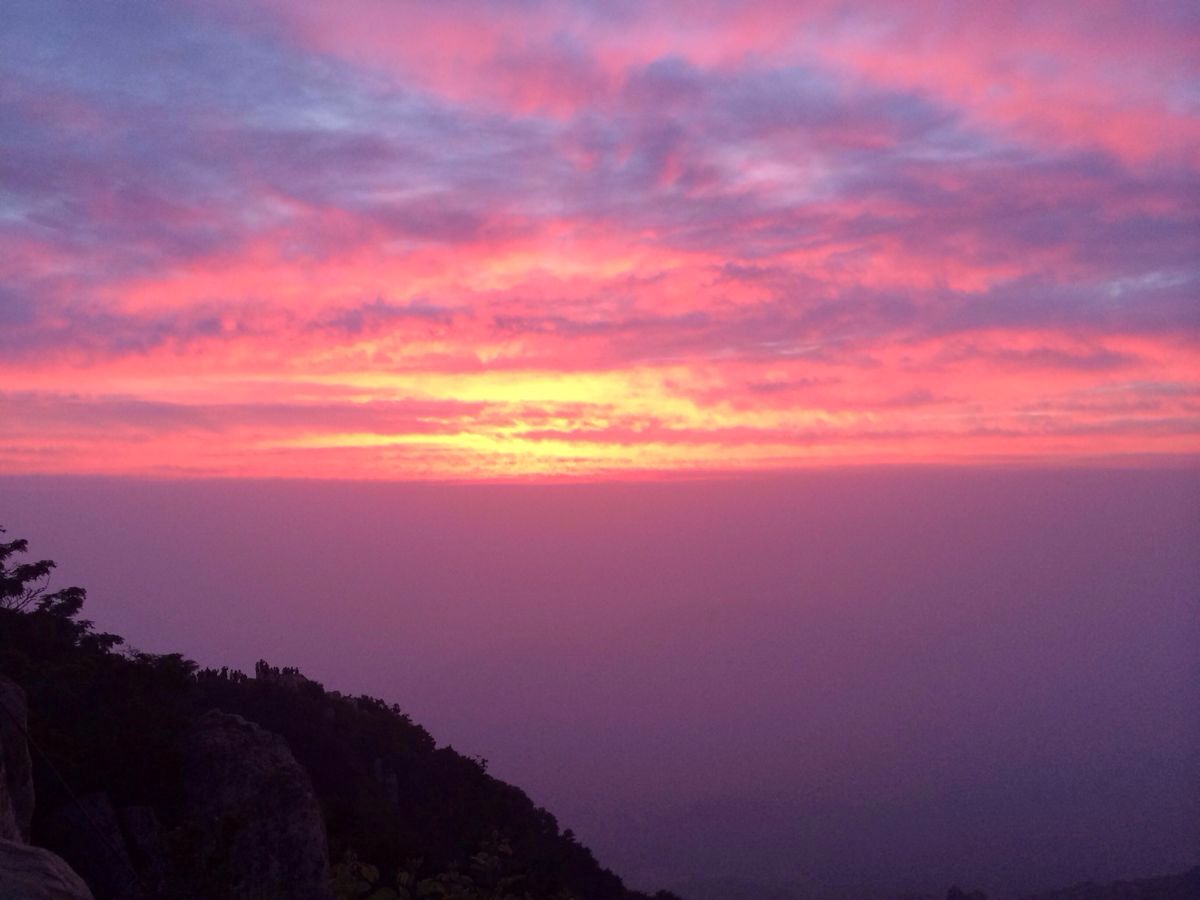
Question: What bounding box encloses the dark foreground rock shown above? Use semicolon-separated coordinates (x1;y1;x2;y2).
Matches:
44;794;136;900
180;710;332;900
0;676;92;899
116;807;167;895
0;678;34;843
0;839;94;900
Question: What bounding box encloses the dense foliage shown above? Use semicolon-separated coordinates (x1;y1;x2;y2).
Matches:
0;528;678;900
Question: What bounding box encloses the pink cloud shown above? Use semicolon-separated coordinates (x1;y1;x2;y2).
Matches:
1;0;1196;478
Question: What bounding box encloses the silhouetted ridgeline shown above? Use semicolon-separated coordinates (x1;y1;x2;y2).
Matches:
1017;870;1200;900
0;527;681;899
667;873;1200;900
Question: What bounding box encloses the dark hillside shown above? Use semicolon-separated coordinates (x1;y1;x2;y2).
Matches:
0;528;678;900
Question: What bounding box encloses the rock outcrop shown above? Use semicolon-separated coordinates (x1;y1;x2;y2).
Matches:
0;678;34;843
0;840;94;900
0;675;93;900
180;709;332;900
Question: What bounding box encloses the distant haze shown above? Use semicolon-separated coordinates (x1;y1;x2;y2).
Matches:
2;468;1197;897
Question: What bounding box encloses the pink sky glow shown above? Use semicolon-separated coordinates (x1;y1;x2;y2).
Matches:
2;1;1198;478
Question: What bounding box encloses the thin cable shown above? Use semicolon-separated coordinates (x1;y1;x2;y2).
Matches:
0;686;145;893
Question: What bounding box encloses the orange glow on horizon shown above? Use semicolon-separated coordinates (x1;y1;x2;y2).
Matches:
2;2;1197;480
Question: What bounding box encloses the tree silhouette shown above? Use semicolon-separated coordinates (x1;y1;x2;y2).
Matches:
0;525;83;617
0;526;120;652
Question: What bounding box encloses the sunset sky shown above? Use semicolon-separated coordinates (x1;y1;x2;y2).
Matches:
3;7;1199;892
3;1;1198;479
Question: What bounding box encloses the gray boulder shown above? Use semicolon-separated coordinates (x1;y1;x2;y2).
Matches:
0;839;94;900
0;678;34;842
180;710;332;900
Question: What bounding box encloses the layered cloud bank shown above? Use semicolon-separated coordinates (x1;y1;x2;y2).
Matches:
2;1;1198;478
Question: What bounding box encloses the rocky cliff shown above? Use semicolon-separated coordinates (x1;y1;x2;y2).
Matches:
0;675;93;900
0;677;34;843
179;710;332;900
32;708;334;900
